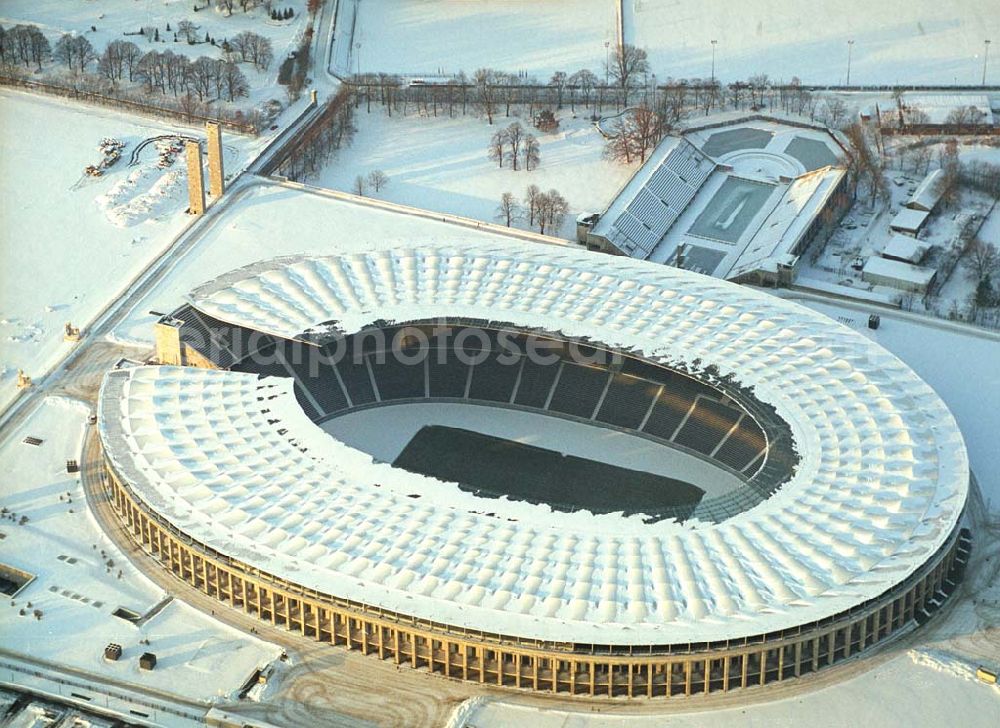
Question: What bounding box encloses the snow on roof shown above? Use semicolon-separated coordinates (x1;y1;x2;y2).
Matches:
863;255;938;286
103;244;968;645
726;167;845;279
900;93;994;126
590;137;716;259
890;207;930;233
883;234;930;263
907;169;946;212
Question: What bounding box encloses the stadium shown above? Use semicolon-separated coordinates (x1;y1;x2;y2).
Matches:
97;242;970;698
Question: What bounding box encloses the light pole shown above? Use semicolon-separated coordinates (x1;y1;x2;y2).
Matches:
355;41;361;77
846;40;854;86
604;40;610;87
711;39;718;84
984;40;992;86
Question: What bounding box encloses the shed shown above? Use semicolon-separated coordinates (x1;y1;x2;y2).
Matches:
906;169;945;212
139;652;157;670
889;207;930;236
882;234;929;264
862;256;937;294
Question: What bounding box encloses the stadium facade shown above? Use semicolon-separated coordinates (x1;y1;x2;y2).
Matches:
97;243;970;697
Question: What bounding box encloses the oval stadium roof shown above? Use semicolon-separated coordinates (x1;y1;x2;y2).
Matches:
99;242;968;645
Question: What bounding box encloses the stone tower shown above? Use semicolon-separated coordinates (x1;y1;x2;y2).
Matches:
206;121;225;198
185;140;206;215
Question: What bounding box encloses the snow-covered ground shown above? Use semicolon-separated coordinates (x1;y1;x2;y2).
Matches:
0;0;308;104
311;110;634;238
341;0;617;78
0;396;281;702
628;0;999;85
338;0;999;85
0;90;260;412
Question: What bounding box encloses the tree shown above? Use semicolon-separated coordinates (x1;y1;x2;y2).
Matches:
974;274;995;309
231;30;272;70
220;60;249;100
495;192;520;226
605;43;649;106
216;0;235;16
534;109;558;132
189;56;220;99
178;20;199;43
353;174;367;196
524;184;541;227
16;26;49;71
505;122;524;170
473;67;500;125
536;188;568;235
823;98;848;129
367;169;389;192
53;34;96;73
549;71;567;108
522;133;540;171
99;39;132;82
488;127;508;168
568;68;598;113
964;239;1000;282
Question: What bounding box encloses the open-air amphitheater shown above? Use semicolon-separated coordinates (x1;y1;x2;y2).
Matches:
96;243;972;698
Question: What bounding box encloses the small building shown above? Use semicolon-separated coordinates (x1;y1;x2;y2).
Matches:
906;169;946;213
889;207;930;237
882;234;930;264
139;652;157;670
104;643;123;661
862;256;937;294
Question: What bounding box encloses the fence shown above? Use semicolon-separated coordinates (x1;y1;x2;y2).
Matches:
0;75;258;135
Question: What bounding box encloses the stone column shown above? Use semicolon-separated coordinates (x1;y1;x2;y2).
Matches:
185;140;206;215
206;122;225;198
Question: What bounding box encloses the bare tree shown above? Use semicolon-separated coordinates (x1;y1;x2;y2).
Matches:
189;56;220;99
495;192;520;226
215;0;235;16
221;60;248;101
964;239;1000;282
24;26;49;71
536;188;569;235
505;121;524;170
53;34;96;73
522;133;540;171
367;169;389;192
524;184;541;227
474;67;500;124
823;98;848;129
568;68;598;113
605;44;649;106
488;127;509;168
353;174;367;196
230;31;272;70
549;71;567;109
177;20;200;44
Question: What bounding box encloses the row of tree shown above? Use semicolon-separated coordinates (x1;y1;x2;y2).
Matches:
275;86;357;180
496;185;569;235
0;27;265;103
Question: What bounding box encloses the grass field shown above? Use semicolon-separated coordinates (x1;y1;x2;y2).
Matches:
393;425;704;520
